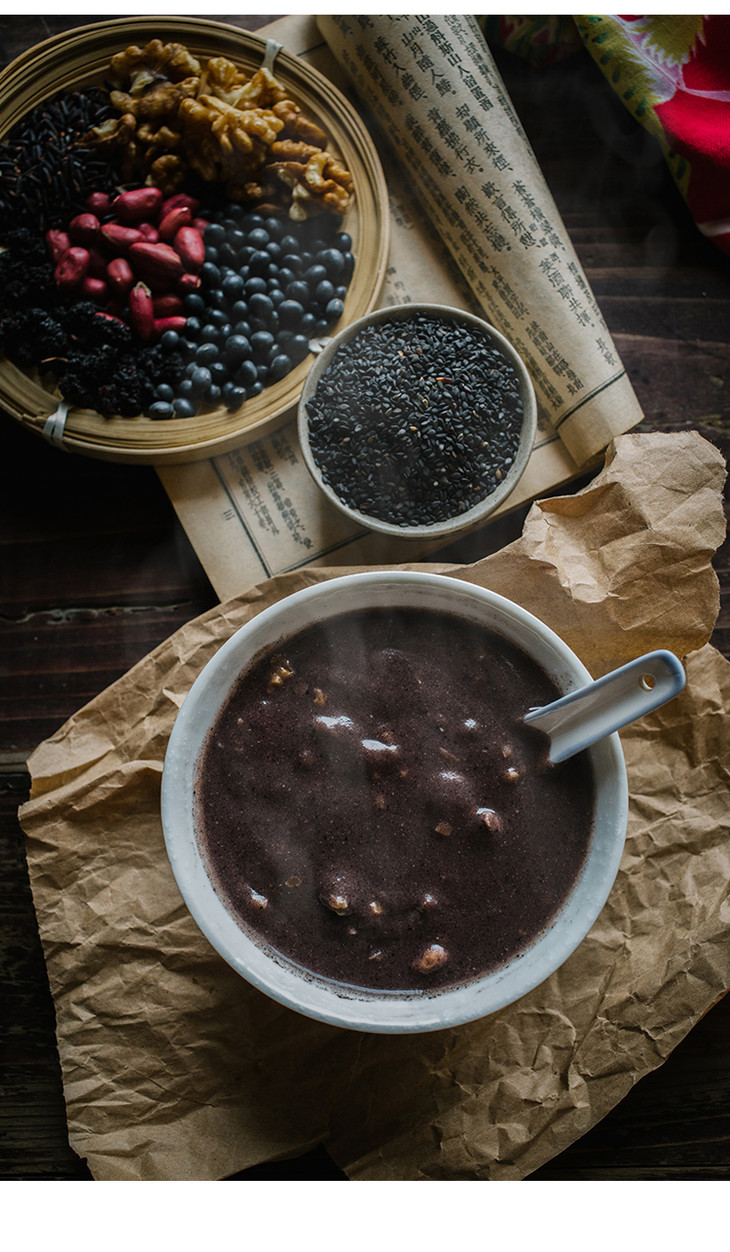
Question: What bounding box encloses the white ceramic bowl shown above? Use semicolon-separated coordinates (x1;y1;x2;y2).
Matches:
161;573;628;1033
298;304;537;541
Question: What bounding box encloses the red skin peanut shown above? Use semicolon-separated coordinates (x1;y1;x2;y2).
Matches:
86;246;108;280
101;222;146;253
45;228;71;264
81;276;109;305
152;316;187;338
176;271;201;292
190;217;210;234
128;241;184;288
173;225;205;271
106;256;135;299
112;186;164;224
68;213;101;247
137;221;160;243
85;191;112;216
152;293;184;317
160;192;200;218
158;205;192;241
54;246;90;290
128;282;155;341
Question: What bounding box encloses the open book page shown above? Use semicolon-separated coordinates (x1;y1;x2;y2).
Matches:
158;14;635;602
317;14;644;465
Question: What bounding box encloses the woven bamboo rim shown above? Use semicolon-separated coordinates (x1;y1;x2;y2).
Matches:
0;17;389;464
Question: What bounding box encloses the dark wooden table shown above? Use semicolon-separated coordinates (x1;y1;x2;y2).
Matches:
1;15;729;1182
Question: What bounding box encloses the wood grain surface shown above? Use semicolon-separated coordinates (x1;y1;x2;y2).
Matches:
1;15;728;1182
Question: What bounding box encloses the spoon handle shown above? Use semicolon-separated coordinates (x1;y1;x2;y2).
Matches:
524;650;686;765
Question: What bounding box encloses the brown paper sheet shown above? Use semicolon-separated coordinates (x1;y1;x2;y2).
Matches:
20;430;729;1181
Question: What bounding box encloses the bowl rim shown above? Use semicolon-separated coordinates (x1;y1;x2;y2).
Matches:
297;303;538;540
161;571;628;1034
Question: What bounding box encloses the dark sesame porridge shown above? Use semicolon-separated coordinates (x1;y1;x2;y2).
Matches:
194;607;595;992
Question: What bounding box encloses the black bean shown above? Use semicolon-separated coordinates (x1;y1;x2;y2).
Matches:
200;262;221;288
224;384;246;411
251;330;274;359
319;247;345;278
315;279;336;305
249;249;272;276
190;366;212;395
270;353;292;381
222;273;245;301
305;264;328;288
289;334;310;363
184;293;207;316
224;335;252;367
148;400;175;419
325;297;345;321
204;222;226;246
235;360;258;388
286;279;310;304
279;299;304;328
248;292;274;320
161;203;356;414
208;308;230;328
195;342;219;365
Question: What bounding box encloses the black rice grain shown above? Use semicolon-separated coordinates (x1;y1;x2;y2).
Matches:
0;87;119;241
305;312;525;527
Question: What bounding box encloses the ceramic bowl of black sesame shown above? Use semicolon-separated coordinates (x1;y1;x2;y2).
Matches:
299;304;537;540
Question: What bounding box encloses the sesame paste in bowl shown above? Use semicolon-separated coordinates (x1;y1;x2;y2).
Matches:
194;607;595;992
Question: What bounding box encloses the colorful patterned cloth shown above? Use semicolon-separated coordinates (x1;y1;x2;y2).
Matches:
481;15;730;258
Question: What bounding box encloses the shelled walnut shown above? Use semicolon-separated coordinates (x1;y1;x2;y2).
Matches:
80;39;355;217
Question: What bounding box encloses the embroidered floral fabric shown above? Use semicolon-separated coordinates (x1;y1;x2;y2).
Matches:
481;15;730;258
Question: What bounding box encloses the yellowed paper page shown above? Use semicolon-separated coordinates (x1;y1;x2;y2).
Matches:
159;14;633;601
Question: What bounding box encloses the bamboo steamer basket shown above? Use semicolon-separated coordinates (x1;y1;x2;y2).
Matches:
0;17;390;464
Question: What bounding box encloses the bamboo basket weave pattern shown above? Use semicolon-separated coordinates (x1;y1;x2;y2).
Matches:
0;17;389;464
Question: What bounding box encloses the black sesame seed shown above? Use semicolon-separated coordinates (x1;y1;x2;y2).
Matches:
306;313;525;528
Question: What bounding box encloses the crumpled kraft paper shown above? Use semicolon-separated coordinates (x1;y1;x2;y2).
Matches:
20;430;730;1181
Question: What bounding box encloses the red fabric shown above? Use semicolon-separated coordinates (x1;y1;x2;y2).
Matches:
652;16;730;242
484;15;730;258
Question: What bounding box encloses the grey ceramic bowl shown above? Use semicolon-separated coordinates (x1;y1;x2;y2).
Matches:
161;571;628;1034
298;303;537;541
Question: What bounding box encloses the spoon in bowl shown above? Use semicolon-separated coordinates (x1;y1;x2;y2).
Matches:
524;650;686;765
